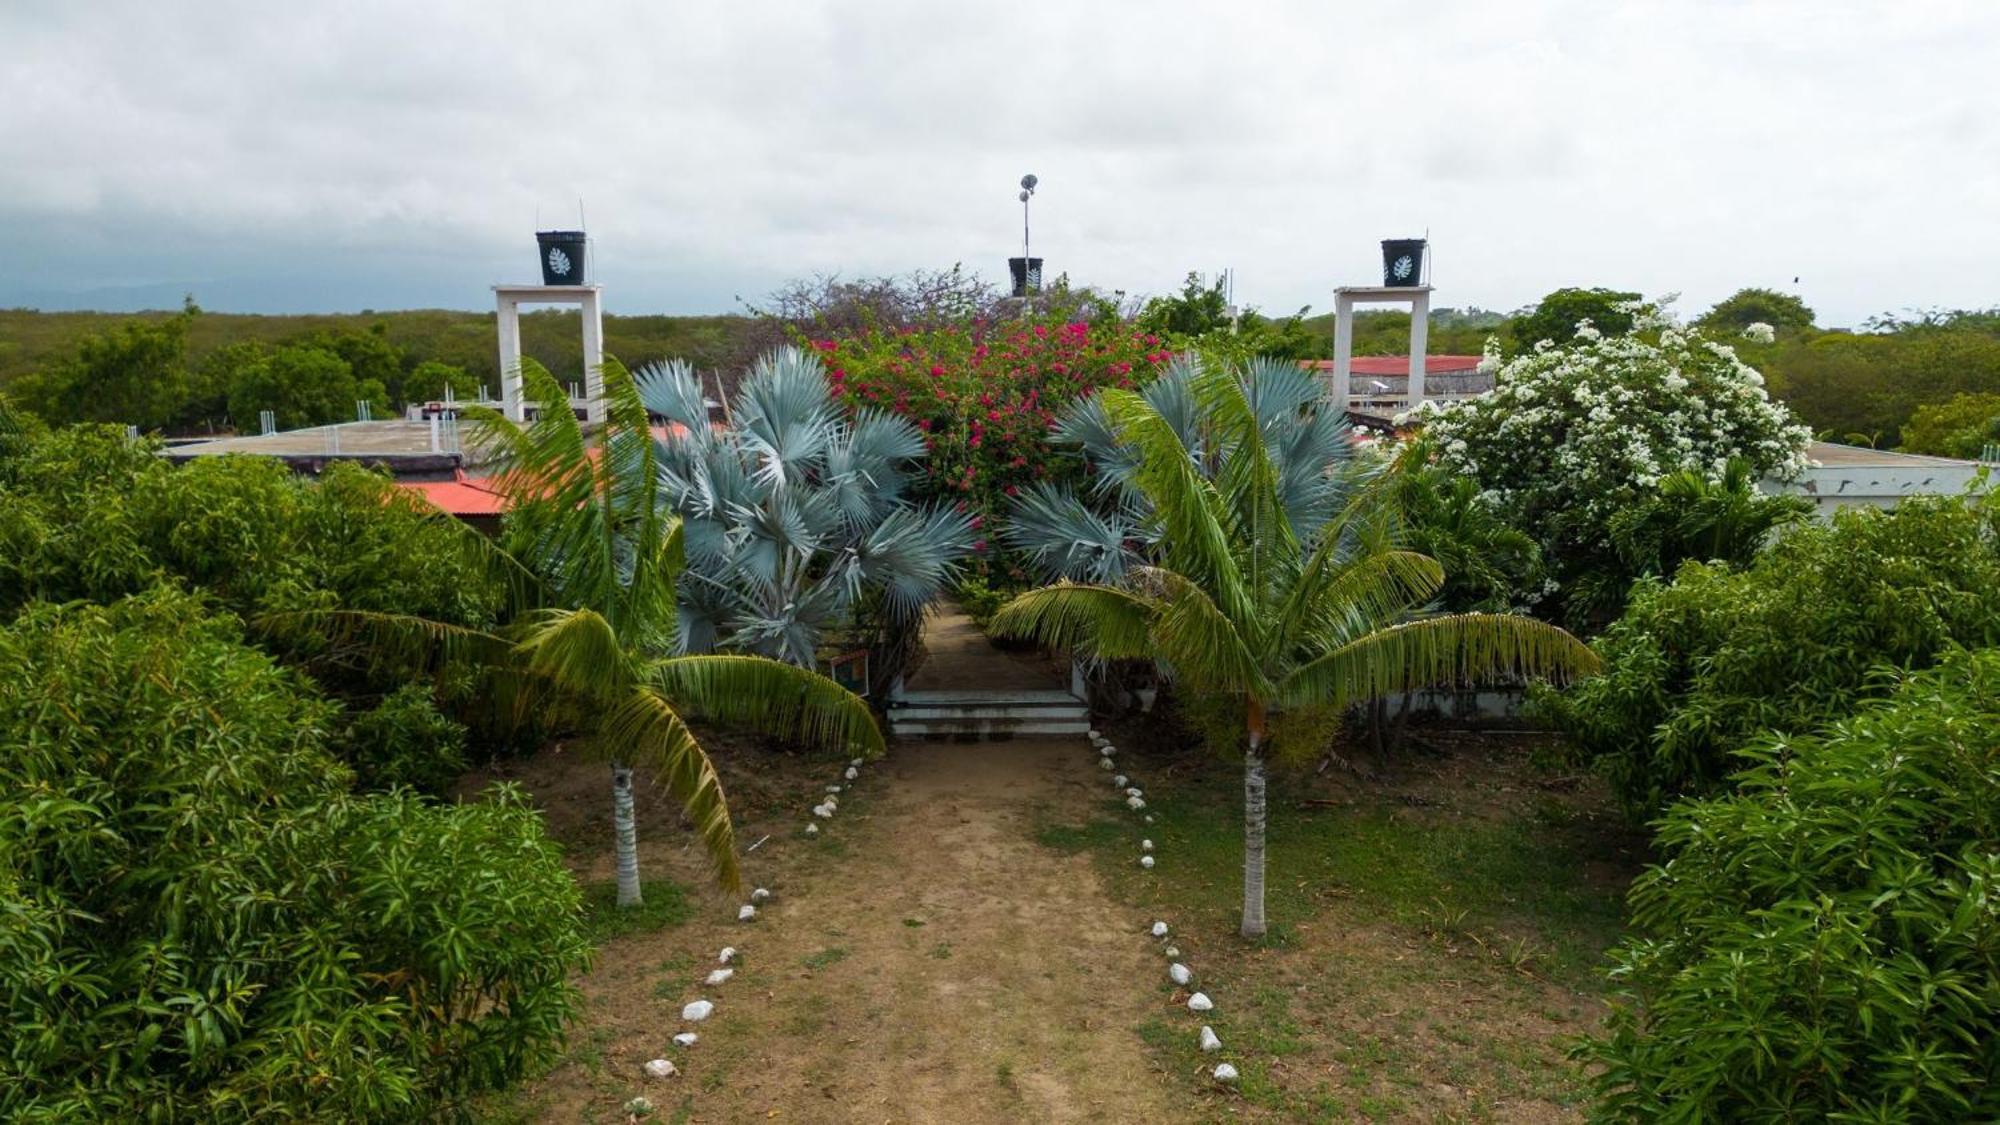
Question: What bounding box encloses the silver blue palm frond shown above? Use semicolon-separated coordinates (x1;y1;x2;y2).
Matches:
655;347;973;664
1003;481;1140;585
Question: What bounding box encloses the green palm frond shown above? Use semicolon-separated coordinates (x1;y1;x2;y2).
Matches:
1145;569;1267;696
512;607;636;700
596;687;740;893
642;654;886;759
1275;548;1445;655
1097;387;1253;629
1276;612;1601;711
260;607;515;677
988;583;1157;661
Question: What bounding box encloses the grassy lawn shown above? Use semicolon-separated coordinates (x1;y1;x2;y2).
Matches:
1041;728;1644;1122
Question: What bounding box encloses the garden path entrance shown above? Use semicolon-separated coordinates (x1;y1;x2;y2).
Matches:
640;608;1178;1121
532;608;1176;1112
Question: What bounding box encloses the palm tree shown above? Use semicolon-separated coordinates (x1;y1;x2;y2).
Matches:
636;347;973;667
297;358;883;904
990;356;1598;937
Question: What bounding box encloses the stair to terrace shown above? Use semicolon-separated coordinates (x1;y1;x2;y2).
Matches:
889;604;1086;741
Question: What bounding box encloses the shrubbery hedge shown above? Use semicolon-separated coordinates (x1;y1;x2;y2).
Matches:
0;592;589;1121
1580;649;2000;1120
1539;494;2000;814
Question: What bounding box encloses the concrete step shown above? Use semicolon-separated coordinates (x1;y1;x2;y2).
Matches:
889;717;1093;740
893;689;1082;706
891;704;1089;722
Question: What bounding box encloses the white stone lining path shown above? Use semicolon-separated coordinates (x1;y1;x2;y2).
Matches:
1088;726;1241;1087
628;752;877;1115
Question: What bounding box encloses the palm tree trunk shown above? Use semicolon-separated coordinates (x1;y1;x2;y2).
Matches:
1241;698;1269;939
612;762;643;908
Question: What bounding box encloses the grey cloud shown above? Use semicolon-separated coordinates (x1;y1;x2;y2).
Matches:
1;0;1995;321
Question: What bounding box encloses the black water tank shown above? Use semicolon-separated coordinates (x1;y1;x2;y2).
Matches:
537;230;588;285
1380;239;1426;287
1008;256;1043;297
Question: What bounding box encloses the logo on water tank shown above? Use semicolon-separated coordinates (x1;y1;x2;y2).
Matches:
547;247;573;278
1392;255;1414;281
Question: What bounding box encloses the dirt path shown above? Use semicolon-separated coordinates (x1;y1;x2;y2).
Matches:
657;737;1181;1123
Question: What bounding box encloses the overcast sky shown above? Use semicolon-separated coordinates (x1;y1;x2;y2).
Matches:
2;1;1994;326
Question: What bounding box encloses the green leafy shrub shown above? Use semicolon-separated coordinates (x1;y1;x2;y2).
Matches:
337;683;470;793
1579;649;2000;1121
1540;494;2000;814
0;592;589;1121
0;427;498;628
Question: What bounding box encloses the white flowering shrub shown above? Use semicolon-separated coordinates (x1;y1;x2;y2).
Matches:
1408;312;1813;618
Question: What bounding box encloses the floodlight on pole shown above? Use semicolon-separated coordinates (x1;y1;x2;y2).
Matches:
1010;174;1043;299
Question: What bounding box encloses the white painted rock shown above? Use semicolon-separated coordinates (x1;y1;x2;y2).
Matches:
626;1095;658;1114
751;887;771;904
1125;787;1143;798
704;968;734;986
1113;774;1129;787
737;904;758;922
1140;855;1155;869
1169;962;1193;986
1200;1025;1222;1053
681;999;714;1021
824;794;839;807
812;804;833;819
845;766;859;780
1088;728;1102;739
644;1057;677;1079
826;785;842;794
1145;814;1155;824
1151;921;1170;938
1127;796;1147;811
1100;743;1117;755
673;1032;698;1048
718;947;736;964
1164;945;1181;959
805;822;819;836
1099;757;1115;770
1142;839;1154;852
1187;992;1214;1012
1213;1062;1239;1083
850;757;863;767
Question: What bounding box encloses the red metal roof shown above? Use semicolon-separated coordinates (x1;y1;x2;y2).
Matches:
399;471;510;517
1300;356;1482;375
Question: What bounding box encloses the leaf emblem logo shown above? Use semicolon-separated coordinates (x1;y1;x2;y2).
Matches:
547;247;572;277
1392;255;1414;281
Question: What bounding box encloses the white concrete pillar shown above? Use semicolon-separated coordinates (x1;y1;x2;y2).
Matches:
579;288;605;425
496;294;525;422
1331;292;1355;410
1407;289;1430;411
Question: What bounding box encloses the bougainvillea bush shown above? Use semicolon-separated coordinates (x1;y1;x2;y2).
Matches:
1578;649;2000;1121
1411;312;1814;622
810;317;1170;586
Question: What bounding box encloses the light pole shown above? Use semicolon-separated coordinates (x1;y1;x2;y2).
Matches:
1010;174;1042;307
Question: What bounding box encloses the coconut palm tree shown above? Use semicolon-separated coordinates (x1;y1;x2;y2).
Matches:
296;357;883;904
990;355;1598;937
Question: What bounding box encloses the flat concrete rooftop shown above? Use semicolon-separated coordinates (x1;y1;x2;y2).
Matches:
1805;441;1977;468
163;421;487;480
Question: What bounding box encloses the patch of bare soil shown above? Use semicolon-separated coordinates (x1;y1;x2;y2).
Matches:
480;735;1187;1124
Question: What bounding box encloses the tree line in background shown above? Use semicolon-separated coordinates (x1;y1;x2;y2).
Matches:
6;272;1995;452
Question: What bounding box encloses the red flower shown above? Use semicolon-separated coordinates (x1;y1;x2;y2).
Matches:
972;539;988;552
1004;485;1019;497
